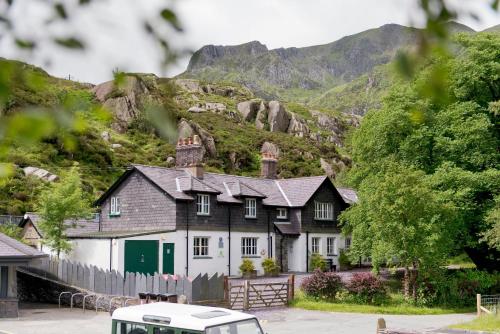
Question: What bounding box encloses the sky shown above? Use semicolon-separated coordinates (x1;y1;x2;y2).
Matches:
1;0;499;84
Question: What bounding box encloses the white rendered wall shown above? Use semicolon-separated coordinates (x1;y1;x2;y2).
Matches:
289;233;344;272
64;239;111;270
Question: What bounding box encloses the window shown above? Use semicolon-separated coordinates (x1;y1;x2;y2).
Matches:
115;322;147;334
277;208;287;219
245;198;257;218
345;237;351;250
311;237;320;254
197;194;210;215
241;237;258;256
110;197;120;215
327;237;337;255
314;201;333;220
153;328;175;334
193;237;209;257
206;319;263;334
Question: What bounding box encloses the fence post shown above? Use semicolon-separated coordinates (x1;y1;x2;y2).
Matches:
477;294;481;317
243;280;249;311
223;276;229;304
287;274;295;303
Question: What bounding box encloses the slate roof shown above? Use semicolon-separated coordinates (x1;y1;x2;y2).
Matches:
274;223;301;236
128;165;357;207
19;212;99;238
0;232;47;260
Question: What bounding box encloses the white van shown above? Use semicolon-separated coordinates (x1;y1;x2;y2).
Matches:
111;303;264;334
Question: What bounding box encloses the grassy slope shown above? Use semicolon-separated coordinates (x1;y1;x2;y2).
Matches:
450;315;500;332
0;60;348;215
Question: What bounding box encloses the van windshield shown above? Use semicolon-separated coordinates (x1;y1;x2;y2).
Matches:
206;319;263;334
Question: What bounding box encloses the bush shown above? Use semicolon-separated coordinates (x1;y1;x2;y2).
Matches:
310;253;327;272
301;269;343;300
262;258;280;276
338;249;351;270
239;259;255;275
345;272;387;304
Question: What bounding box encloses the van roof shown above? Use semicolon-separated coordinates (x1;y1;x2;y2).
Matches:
111;303;256;331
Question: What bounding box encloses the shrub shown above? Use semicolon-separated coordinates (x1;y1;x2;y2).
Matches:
338;249;351;270
345;272;387;304
239;259;255;275
301;269;343;300
262;258;280;276
310;253;327;272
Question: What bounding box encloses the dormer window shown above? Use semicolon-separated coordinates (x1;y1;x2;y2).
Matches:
245;198;257;218
314;201;333;220
277;208;287;219
110;197;120;216
197;194;210;215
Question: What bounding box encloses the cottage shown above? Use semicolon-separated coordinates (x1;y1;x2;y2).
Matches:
22;136;357;277
0;232;47;317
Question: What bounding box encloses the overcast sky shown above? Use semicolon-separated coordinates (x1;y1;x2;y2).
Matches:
1;0;499;84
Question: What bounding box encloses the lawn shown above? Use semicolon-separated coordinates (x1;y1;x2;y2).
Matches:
291;292;474;315
449;314;500;332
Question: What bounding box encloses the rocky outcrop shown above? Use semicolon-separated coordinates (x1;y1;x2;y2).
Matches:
320;157;348;179
267;101;290;132
236;100;264;122
93;76;154;133
287;113;310;138
178;119;217;158
188;102;227;114
23;167;58;182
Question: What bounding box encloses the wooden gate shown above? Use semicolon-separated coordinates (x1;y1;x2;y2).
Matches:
227;275;295;310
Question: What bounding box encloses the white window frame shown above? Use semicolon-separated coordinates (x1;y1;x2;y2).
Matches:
197;194;210;216
314;201;334;220
277;208;288;219
241;237;258;257
327;237;337;255
345;237;351;250
245;198;257;218
110;197;120;216
311;237;321;254
193;237;209;257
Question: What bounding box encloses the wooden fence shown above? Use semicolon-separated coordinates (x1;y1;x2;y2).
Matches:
477;294;499;316
22;257;225;304
228;275;295;310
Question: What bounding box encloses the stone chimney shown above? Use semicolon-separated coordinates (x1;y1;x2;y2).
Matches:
176;135;204;178
260;152;278;179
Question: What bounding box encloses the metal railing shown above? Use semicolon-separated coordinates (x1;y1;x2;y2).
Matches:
477;294;500;316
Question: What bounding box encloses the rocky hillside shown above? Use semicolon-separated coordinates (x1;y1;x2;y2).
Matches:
0;60;356;215
179;23;474;106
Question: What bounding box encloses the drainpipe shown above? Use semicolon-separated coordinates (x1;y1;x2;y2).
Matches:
306;231;309;272
267;210;271;258
227;206;231;276
109;238;113;271
185;202;189;277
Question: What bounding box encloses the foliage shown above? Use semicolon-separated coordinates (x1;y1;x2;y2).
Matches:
416;269;500;307
0;223;23;242
301;269;343;300
343;33;500;273
239;259;255;275
309;253;327;272
345;272;388;304
36;166;92;258
338;249;352;270
481;196;500;251
261;258;280;276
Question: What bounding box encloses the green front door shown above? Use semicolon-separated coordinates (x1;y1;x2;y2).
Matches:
162;243;175;274
124;240;159;275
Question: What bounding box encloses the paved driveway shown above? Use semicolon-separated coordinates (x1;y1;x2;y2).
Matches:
0;304;476;334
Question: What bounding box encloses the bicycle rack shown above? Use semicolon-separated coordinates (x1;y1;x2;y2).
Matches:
82;294;96;313
58;291;72;308
109;296;124;315
95;295;106;313
70;293;86;310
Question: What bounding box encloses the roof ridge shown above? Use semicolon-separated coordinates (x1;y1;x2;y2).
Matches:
238;180;267;197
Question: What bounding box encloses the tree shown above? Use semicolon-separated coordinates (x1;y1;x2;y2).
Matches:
345;33;500;271
481;196;500;251
340;162;456;300
36;166;92;258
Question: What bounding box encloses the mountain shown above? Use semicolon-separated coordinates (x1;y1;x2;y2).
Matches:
0;59;355;215
483;24;500;32
179;23;474;105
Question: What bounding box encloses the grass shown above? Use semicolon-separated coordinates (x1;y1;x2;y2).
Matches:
447;253;477;269
449;314;500;332
291;291;474;315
